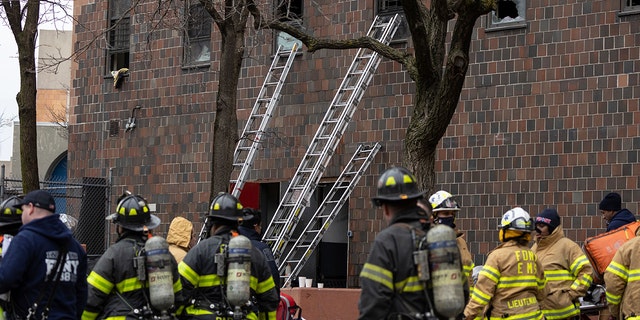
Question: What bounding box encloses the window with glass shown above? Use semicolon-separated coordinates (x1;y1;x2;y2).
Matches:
623;0;640;10
107;0;131;73
274;0;303;51
184;3;212;65
375;0;409;41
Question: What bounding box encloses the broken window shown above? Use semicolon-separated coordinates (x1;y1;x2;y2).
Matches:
107;0;131;73
491;0;526;25
375;0;409;41
625;0;640;8
274;0;303;51
184;2;212;65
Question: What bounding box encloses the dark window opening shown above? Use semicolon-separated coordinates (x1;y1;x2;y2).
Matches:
497;1;518;19
628;0;640;6
490;0;526;25
107;0;131;72
184;3;212;65
375;0;409;42
276;0;303;22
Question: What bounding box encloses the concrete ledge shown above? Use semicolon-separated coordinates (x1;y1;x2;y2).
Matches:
281;287;361;319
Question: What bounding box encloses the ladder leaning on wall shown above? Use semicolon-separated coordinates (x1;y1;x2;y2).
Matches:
262;14;401;259
197;44;298;242
230;43;299;198
278;142;382;287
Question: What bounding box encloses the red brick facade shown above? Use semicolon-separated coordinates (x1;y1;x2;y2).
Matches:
70;1;640;286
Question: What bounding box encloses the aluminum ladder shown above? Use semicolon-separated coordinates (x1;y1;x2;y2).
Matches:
278;143;382;287
198;44;298;242
262;14;400;258
230;43;299;198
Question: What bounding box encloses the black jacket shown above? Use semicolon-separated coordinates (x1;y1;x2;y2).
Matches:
238;226;280;292
359;208;463;320
178;226;279;320
83;232;183;320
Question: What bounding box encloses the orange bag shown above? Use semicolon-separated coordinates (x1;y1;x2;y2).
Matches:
583;220;640;283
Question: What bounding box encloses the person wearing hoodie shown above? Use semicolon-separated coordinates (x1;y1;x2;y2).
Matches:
599;192;637;232
0;190;88;320
532;208;594;320
238;208;280;293
167;216;194;263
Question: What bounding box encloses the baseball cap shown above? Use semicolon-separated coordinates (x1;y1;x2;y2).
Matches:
13;190;56;213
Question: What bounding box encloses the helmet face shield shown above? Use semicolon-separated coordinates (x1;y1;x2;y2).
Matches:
429;190;460;212
500;207;534;232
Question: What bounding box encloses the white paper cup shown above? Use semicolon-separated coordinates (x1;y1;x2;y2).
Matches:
298;276;307;287
317;283;324;288
305;278;313;287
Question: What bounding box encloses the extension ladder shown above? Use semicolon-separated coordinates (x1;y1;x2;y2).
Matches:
278;143;382;287
230;43;299;198
262;14;400;258
198;44;298;243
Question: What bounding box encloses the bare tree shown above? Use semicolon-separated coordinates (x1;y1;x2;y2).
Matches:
1;0;41;192
199;0;495;199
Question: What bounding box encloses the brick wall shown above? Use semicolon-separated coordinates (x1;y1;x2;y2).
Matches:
70;0;640;287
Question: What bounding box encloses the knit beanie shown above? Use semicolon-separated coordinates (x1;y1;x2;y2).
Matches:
535;208;561;233
599;192;622;212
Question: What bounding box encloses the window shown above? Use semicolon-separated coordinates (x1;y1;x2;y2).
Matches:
488;0;526;28
274;0;303;51
375;0;409;42
184;3;212;65
107;0;131;73
623;0;640;10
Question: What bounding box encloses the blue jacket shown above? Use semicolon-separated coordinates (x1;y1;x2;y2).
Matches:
238;226;281;292
607;209;637;231
0;214;88;320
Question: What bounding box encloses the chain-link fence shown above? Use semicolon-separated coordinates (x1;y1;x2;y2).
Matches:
0;167;111;257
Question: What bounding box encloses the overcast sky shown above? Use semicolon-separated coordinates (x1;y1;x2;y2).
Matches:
0;27;20;161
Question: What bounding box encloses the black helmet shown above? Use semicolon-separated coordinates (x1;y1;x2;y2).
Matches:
208;192;249;223
107;193;160;231
0;196;23;227
372;166;426;206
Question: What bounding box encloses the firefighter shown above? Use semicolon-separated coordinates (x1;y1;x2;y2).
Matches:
178;192;279;320
358;166;440;319
532;208;594;320
83;192;184;320
463;207;547;320
238;207;280;294
603;227;640;320
0;196;23;257
427;190;475;288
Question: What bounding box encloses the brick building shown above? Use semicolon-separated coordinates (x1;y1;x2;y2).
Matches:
70;0;640;286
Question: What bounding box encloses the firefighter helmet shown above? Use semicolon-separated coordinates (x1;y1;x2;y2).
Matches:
208;192;249;223
499;207;534;232
428;190;461;212
0;196;23;227
107;193;160;231
372;167;426;206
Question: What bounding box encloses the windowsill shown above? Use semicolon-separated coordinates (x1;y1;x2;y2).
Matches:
485;21;527;33
618;7;640;17
181;62;211;70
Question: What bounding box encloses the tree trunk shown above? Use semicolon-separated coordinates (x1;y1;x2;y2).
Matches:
209;26;244;202
6;0;41;193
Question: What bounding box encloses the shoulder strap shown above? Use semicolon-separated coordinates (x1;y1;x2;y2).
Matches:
27;245;68;320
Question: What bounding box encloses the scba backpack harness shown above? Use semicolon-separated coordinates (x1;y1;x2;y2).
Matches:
389;223;466;320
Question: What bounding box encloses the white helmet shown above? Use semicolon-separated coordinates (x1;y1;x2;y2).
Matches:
428;190;460;212
499;207;534;232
